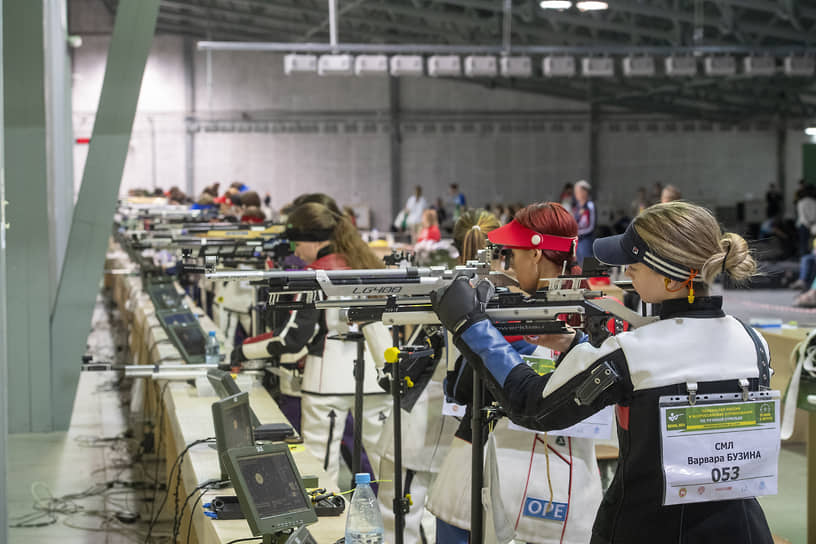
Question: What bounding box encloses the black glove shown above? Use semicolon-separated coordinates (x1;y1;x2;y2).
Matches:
430;276;493;336
230;345;247;366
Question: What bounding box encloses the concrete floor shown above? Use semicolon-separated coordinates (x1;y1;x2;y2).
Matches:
5;288;812;543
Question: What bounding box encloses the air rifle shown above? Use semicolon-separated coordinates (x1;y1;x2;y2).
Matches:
205;253;655;345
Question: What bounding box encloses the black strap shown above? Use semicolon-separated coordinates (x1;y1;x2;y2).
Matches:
324;410;336;471
735;318;771;389
403;469;415;497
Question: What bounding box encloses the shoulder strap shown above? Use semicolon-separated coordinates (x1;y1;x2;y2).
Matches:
734;318;771;389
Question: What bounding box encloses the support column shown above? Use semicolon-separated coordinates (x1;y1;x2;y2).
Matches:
4;0;53;433
588;82;600;196
389;76;402;223
184;37;196;197
0;0;9;538
45;0;73;303
777;120;787;217
50;0;160;430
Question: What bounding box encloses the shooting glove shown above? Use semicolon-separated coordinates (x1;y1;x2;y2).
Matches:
230;345;247;367
430;276;494;336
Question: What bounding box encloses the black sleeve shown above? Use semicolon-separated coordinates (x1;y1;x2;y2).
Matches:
452;320;632;433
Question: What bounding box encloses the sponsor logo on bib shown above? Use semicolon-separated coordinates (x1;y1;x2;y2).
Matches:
522;498;568;522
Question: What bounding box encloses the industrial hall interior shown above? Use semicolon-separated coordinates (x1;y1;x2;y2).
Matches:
4;0;816;543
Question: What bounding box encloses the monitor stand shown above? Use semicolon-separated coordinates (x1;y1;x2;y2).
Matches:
265;525;317;544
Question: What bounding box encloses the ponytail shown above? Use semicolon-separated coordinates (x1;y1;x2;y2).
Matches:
331;214;383;269
453;209;501;264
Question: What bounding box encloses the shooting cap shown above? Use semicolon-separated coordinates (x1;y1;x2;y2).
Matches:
487;219;577;254
593;222;694;282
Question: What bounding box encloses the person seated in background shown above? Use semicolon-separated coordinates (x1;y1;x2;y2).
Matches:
191;192;216;211
231;180;249;193
239;190;261;208
166;186;188;204
241;205;266;224
791;238;816;291
660;184;682;203
417;209;441;243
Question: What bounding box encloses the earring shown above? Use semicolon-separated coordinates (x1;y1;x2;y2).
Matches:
664;278;670;289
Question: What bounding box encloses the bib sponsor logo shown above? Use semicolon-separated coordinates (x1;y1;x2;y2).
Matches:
522;498;568;522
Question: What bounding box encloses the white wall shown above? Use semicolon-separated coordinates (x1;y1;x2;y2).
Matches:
72;33;187;197
69;0;805;231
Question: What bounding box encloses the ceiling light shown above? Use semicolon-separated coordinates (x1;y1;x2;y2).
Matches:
540;1;572;9
500;56;533;77
464;56;498;77
283;54;318;74
317;54;354;76
354;55;388;76
542;56;576;77
576;1;608;10
785;56;815;77
806;127;816;137
390;55;424;76
427;55;461;77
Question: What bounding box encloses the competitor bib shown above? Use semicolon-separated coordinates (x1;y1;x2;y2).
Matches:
659;390;780;506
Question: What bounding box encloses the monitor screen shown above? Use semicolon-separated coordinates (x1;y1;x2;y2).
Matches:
212;392;254;475
173;324;206;357
238;451;309;519
222;443;317;535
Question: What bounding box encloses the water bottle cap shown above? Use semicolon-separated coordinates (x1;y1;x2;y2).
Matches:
354;473;371;485
209;331;216;337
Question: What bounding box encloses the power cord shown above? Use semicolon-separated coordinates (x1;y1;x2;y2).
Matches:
184;479;230;544
173;479;228;540
143;436;215;543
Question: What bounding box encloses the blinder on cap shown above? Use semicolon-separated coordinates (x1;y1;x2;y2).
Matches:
284;226;333;242
592;222;694;282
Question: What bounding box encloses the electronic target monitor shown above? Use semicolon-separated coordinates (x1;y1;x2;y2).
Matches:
212;392;255;480
208;368;262;428
221;442;317;540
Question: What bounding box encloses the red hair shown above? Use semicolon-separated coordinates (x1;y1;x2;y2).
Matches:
514;202;580;274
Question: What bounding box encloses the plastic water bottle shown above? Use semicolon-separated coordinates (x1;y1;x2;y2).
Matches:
345;473;383;544
205;331;220;365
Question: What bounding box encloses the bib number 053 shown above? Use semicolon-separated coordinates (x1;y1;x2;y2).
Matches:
659;392;780;506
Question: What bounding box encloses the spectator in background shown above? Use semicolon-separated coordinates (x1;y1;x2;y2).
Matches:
241;206;266;224
403;185;428;241
559;182;575;213
417;209;441;243
572;179;596;265
649;181;664;205
202;182;220;197
495;204;509;225
795;178;808;202
766;182;783;219
448;183;467;223
660;185;682;203
433;197;449;232
796;184;816;256
240;190;262;208
231;181;249;193
632;186;649;217
192;192;216;211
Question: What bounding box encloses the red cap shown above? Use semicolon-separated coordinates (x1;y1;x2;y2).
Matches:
488;219;577;254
